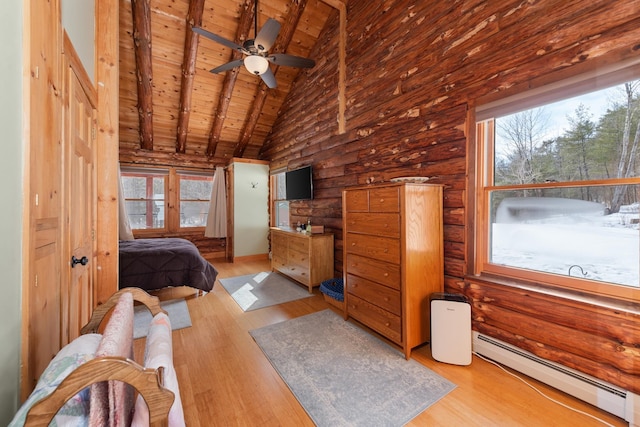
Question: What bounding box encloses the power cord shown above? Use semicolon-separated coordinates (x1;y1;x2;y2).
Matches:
472;351;616;427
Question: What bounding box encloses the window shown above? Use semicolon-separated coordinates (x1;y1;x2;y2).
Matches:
121;167;213;233
474;65;640;301
121;169;167;230
270;169;289;227
178;172;213;228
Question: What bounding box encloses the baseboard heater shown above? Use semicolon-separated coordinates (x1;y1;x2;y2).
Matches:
473;332;638;424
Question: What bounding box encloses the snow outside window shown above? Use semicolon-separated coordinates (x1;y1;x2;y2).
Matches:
179;173;213;228
271;170;289;227
121;170;167;230
475;69;640;300
121;167;214;233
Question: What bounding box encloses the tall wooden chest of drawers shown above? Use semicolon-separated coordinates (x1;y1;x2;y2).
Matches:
270;227;334;293
342;182;443;359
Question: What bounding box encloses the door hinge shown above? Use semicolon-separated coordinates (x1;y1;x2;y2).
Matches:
92;126;96;140
92;229;96;241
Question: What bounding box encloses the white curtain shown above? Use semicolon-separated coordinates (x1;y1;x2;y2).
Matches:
118;164;135;241
205;166;227;238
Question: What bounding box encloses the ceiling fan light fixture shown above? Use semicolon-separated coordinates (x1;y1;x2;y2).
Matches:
244;55;269;75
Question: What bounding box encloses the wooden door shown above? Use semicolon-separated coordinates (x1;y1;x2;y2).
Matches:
21;0;63;400
63;54;97;344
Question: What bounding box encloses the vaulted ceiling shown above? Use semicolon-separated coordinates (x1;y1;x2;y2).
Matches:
118;0;338;166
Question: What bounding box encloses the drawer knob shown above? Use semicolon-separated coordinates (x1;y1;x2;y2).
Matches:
385;322;390;326
351;242;356;246
383;273;389;277
380;199;385;202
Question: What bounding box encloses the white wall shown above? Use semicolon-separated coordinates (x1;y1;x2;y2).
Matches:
61;0;95;82
234;162;270;257
0;0;24;423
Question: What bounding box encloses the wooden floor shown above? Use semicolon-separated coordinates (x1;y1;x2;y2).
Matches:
139;258;627;427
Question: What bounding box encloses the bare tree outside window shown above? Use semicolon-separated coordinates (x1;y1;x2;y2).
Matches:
482;80;640;291
609;82;640;213
496;107;551;186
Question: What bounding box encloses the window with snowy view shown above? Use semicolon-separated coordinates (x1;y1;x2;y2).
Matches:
475;68;640;300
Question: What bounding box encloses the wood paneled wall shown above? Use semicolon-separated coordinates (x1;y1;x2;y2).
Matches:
133;231;227;259
260;0;640;395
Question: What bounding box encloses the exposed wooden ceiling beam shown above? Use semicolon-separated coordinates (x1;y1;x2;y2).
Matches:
119;147;224;170
131;0;153;150
176;0;206;154
322;0;347;134
206;0;255;157
234;0;309;157
320;0;346;10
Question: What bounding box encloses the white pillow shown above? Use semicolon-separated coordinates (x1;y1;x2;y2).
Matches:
131;312;185;427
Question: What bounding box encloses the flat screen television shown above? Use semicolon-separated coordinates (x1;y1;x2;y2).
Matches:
285;165;313;200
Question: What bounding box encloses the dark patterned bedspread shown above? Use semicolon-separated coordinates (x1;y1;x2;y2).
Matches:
119;238;218;292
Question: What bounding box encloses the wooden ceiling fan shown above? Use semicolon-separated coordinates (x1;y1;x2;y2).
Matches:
192;0;315;88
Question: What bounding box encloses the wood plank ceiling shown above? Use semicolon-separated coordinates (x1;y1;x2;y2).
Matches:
118;0;336;165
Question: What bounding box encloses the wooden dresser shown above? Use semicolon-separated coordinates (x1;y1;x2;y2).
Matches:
270;227;334;293
342;182;444;359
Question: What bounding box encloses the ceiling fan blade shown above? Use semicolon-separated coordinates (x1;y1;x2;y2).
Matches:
260;68;277;89
267;53;315;69
192;26;246;53
210;59;244;74
254;18;281;52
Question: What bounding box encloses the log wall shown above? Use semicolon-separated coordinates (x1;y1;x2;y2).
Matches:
131;231;227;259
260;0;640;395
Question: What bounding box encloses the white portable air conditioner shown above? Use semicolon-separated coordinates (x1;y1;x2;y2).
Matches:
430;293;472;365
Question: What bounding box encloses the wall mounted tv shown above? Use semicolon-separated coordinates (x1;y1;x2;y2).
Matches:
285;165;313;200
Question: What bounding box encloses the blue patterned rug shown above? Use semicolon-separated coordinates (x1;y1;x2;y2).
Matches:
250;309;456;426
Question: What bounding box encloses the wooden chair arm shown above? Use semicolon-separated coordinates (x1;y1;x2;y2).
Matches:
25;356;174;427
81;287;166;334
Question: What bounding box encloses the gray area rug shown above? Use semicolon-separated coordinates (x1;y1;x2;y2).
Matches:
250;309;456;426
219;271;313;311
133;298;192;339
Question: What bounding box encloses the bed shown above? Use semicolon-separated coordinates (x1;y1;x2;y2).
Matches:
119;238;218;293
